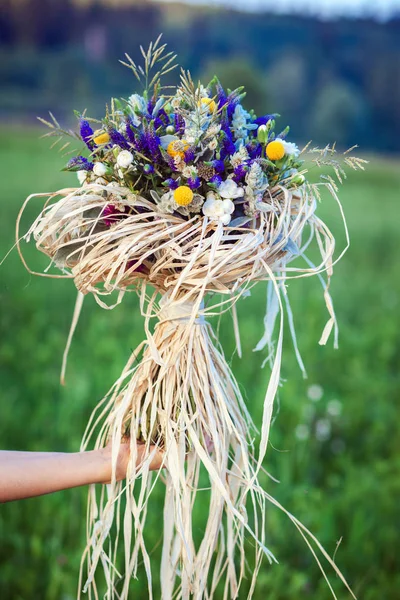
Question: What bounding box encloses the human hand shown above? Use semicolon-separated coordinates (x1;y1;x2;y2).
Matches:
98;438;164;483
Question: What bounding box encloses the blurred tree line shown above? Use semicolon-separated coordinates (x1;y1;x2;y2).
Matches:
1;0;400;152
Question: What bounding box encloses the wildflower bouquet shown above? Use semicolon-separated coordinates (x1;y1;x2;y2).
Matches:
18;37;365;600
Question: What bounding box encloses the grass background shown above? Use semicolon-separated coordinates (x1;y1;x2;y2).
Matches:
0;126;399;599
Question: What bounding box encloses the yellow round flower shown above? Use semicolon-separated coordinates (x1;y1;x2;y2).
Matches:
174;186;194;206
200;97;217;113
93;131;110;145
266;140;285;161
167;139;189;159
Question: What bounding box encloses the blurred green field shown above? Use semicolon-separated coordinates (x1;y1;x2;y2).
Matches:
0;126;399;599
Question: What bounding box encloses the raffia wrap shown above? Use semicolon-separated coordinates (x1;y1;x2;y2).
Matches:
17;181;353;600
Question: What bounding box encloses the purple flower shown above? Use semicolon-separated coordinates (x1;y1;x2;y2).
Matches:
163;178;179;190
210;159;225;173
246;142;263;159
210;175;222;186
125;118;136;145
187;177;201;190
133;132;147;155
184;146;196;163
220;133;236;160
143;128;161;162
174;113;185;135
108;129;130;150
215;80;228;109
157;109;169;126
233;164;247;183
143;163;154;174
67;155;94;171
161;149;178;172
253;114;277;126
154;117;164;129
79;119;94;150
147;99;155;115
102;204;130;227
225;91;241;118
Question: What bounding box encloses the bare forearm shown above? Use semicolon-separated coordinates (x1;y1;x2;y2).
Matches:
0;449;110;502
0;444;163;503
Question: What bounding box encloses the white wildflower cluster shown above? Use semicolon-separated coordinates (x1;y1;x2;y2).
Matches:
230;146;249;169
182;165;198;179
280;139;300;157
202;179;243;225
170;88;185;109
203;123;221;151
205;124;221;139
77;170;88;185
184;117;207;144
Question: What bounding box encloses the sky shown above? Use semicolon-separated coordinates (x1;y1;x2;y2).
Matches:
159;0;400;19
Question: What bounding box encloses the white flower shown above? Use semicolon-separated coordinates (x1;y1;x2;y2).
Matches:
208;137;218;151
171;97;181;109
182;165;198;179
202;193;235;225
205;124;221;139
153;189;204;216
195;84;208;97
77;170;87;185
158;190;176;214
95;177;108;186
93;162;108;177
231;146;249;168
128;94;147;125
281;139;300;157
117;150;134;169
218;179;244;200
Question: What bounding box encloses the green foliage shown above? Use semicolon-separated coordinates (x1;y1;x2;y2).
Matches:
0;127;399;598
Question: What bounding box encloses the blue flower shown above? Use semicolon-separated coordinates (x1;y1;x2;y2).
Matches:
184;146;195;163
125;118;137;145
220;132;236;160
79;119;94;150
174;113;185;135
210;159;225;173
253;114;278;126
163;178;179;190
187;177;201;190
132;132;147;155
143;164;154;174
246;141;263;159
67;155;94;171
108;129;130;150
233;164;247;183
209;174;222;186
143;127;161;162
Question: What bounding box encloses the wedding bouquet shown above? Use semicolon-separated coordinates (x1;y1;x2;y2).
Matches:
18;36;365;600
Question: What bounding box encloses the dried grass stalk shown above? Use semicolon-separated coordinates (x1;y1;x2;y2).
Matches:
16;182;353;599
